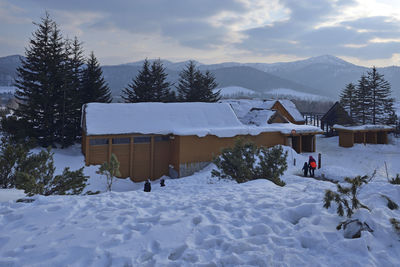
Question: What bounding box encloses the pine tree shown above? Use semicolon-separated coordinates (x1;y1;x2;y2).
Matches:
339;83;356;120
14;13;65;147
150;59;175;102
177;61;220;102
177;61;199;101
60;37;85;147
122;59;154;102
81;51;112;104
365;67;394;124
353;74;371;124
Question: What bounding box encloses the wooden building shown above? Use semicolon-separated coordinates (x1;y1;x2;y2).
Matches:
82;102;322;182
333;125;394;147
321;102;353;136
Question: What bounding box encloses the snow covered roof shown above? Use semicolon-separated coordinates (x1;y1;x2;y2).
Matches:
222;99;304;123
333;124;395;131
83;102;321;137
277;99;304;122
241;109;284;126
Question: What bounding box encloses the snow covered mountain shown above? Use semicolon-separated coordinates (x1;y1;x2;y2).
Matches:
1;54;399;100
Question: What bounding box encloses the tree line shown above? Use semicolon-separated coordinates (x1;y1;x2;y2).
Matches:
2;13;112;148
339;67;396;125
121;59;220;103
2;13;221;149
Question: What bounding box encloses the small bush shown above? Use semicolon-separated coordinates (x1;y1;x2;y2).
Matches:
390;218;400;235
96;153;121;191
389;174;400;185
323;175;371;218
16;147;88;196
212;139;287;186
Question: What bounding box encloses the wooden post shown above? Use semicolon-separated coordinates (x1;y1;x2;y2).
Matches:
129;137;134;180
85;137;90;166
318;153;321;169
108;138;112;161
150;136;155;180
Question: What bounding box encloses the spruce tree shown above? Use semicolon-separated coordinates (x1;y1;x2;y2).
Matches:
353;74;371;124
150;59;175;102
81;51;112;104
14;13;65;147
365;67;394;124
60;37;85;147
177;61;220;102
122;59;154;102
339;83;356;120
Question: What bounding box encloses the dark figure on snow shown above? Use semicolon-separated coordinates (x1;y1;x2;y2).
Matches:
160;178;165;187
302;162;309;177
144;180;151;192
308;156;317;177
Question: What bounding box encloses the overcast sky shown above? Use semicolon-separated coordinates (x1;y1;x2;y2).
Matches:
1;0;399;67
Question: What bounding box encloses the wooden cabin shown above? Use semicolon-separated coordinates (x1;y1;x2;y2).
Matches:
82;102;322;182
333;125;394;147
321;102;353;136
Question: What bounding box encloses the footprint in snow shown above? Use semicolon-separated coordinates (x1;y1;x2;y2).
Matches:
168;244;188;261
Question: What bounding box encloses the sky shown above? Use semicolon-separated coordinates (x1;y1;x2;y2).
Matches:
0;0;399;67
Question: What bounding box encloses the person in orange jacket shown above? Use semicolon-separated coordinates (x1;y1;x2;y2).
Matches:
308;156;317;177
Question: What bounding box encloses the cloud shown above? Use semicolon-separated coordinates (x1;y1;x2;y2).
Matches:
237;0;400;61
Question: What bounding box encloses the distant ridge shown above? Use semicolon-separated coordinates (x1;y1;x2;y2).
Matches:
1;54;399;100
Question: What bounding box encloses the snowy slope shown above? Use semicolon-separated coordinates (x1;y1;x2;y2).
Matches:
265;88;332;102
0;136;400;266
214;86;255;97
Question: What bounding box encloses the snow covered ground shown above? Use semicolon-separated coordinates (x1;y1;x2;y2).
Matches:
265;88;332;102
214;86;256;98
0;136;400;266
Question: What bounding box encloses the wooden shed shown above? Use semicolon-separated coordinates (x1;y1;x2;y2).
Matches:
333;124;394;147
82;102;321;182
320;102;353;136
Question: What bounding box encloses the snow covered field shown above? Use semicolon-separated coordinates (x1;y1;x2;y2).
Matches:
1;136;400;266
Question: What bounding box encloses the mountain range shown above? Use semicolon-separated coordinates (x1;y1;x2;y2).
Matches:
1;54;399;100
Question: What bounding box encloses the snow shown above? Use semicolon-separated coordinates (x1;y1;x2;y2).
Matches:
224;98;305;123
0;189;25;202
1;135;400;266
241;109;278;126
333;124;395;131
214;86;255;97
84;102;319;138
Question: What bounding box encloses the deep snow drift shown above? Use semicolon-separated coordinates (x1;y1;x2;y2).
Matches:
0;136;400;266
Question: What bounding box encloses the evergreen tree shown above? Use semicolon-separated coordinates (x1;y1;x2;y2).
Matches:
122;59;154;102
353;74;371;124
339;83;356;120
177;61;220;102
150;59;175;102
81;51;112;104
14;13;65;146
365;67;394;124
60;37;85;147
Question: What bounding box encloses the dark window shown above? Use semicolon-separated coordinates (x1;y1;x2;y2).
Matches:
134;136;151;143
155;136;170;142
112;138;130;144
89;138;108;146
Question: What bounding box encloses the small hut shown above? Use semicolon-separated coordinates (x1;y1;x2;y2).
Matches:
333;124;395;147
321;102;353;136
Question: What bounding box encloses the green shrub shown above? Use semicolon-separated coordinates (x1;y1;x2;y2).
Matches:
96;153;121;191
323;175;371;218
389;174;400;185
212;139;287;186
15;147;88;196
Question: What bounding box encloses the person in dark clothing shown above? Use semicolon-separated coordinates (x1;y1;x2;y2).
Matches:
302;162;309;177
308;156;317;177
160;178;165;187
144;180;151;192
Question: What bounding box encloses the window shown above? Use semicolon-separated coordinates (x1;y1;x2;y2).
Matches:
89;138;108;146
155;136;170;142
112;138;130;144
134;136;151;143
